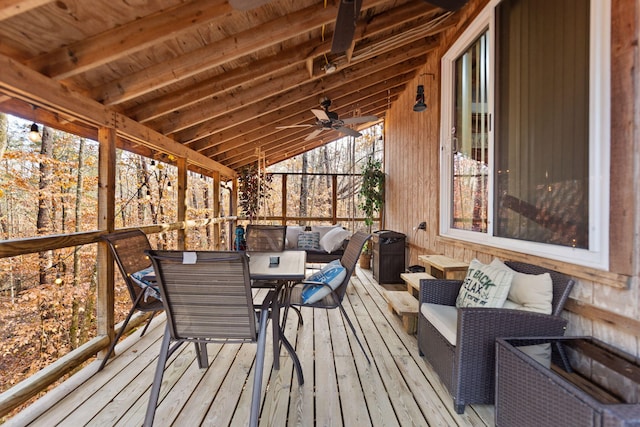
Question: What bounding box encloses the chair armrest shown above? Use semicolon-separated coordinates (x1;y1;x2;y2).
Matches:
456;308;568;351
419;279;463;306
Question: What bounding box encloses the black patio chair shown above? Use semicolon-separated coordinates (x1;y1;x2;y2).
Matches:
245;224;286;252
98;229;163;371
287;230;372;363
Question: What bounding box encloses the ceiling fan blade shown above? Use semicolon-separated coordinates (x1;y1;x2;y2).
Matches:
276;124;313;129
229;0;271;10
331;0;363;54
304;129;324;141
424;0;469;11
336;127;362;138
341;115;378;125
311;108;330;121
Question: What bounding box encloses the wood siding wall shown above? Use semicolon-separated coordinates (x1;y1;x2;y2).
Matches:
384;0;640;357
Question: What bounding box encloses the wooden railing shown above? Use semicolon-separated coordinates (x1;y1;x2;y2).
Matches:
0;217;236;417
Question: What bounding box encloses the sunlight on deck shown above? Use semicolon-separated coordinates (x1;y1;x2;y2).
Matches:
6;268;495;426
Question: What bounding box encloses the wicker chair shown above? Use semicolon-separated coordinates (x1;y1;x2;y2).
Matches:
288;231;372;363
143;250;275;427
417;261;575;414
98;229;164;371
245;224;286;252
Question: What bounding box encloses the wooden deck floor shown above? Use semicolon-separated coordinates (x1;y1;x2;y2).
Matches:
5;267;495;426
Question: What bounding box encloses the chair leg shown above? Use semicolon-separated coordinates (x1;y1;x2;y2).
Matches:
144;324;172;427
338;303;371;364
194;342;208;368
139;310;159;337
279;330;304;385
98;294;142;371
250;309;270;427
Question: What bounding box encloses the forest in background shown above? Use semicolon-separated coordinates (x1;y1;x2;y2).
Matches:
0;114;382;419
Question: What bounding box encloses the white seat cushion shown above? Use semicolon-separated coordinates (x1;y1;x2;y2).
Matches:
421;303;458;346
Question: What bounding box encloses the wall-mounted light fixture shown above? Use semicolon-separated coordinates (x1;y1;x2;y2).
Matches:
413;85;427;112
412;72;435;113
28;123;42;142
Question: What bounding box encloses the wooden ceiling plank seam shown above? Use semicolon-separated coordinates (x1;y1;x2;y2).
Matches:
130;0;442;124
26;0;234;79
0;0;52;20
0;52;235;179
174;47;431;144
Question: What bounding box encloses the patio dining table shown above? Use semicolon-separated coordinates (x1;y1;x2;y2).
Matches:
248;250;306;375
135;250;306;381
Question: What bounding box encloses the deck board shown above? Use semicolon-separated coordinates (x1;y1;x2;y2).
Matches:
5;267;495;427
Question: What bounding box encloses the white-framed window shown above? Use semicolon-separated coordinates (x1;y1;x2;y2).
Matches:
440;0;610;269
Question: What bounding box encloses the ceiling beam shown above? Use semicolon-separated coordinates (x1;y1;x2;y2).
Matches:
0;0;52;20
127;0;443;123
25;0;234;79
0;52;235;178
173;49;430;144
90;0;392;105
149;35;436;135
198;73;413;159
197;76;411;157
220;98;395;169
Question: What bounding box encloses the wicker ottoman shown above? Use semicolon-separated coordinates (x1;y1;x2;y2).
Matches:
495;337;640;427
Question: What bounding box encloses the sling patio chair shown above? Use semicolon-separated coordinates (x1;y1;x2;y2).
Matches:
287;230;372;364
245;224;287;252
143;250;275;427
98;229;164;371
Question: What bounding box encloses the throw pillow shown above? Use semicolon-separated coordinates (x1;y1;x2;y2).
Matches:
130;265;161;301
319;227;350;253
312;225;341;241
285;225;304;249
455;259;513;308
301;260;347;304
297;231;320;250
490;258;553;314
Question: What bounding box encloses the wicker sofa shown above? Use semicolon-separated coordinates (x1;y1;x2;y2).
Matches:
286;225;349;264
417;261;575;414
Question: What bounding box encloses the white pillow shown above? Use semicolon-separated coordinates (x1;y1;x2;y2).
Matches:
456;259;513;308
319;227;350;253
490;258;553;314
285;226;304;249
311;225;341;241
301;260;347;304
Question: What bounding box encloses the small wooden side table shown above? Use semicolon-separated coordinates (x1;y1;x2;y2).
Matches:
400;272;435;297
418;254;468;280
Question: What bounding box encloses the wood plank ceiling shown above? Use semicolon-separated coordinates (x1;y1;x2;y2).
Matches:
0;0;457;174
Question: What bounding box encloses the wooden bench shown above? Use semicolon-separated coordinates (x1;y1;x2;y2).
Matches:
383;290;418;334
400;272;435;297
418;254;469;280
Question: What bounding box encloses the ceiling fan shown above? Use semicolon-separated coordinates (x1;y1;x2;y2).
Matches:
330;0;470;53
229;0;470;54
276;97;378;141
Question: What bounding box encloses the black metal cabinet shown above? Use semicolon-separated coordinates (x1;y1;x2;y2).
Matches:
372;230;406;284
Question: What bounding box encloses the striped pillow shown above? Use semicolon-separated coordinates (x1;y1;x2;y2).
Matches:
297;231;320;250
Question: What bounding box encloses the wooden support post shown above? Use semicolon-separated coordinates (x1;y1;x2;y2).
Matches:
212;170;220;250
177;157;187;250
281;173;287;225
97;125;116;360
